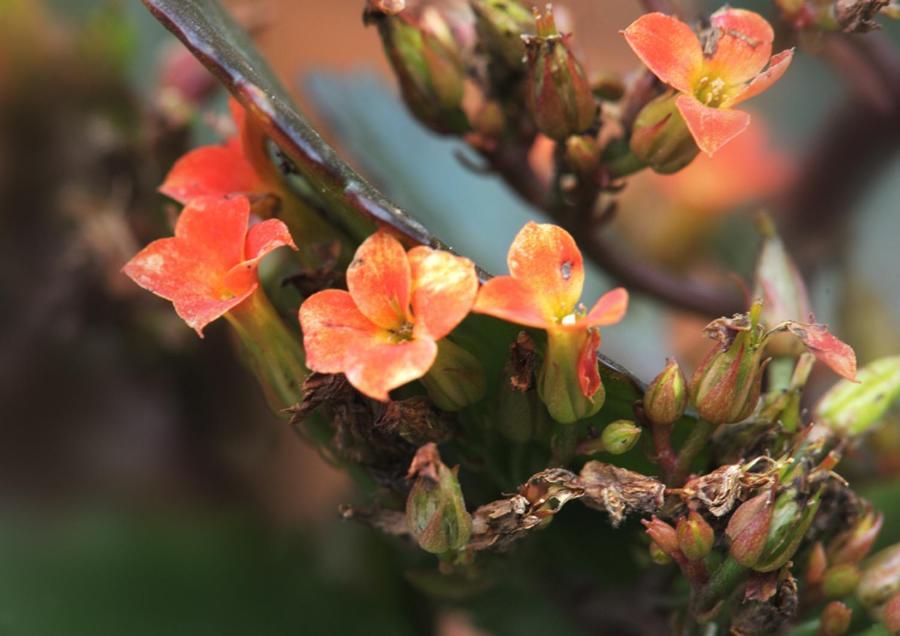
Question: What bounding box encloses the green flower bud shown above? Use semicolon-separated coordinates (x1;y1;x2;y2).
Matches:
820;601;852;636
470;0;534;70
406;443;472;555
754;486;822;573
691;302;769;425
726;490;775;568
677;511;715;562
367;5;468;134
538;328;605;424
816;355;900;437
858;544;900;611
822;563;862;598
753;214;813;356
643;358;688;426
629;92;699;174
649;540;672;565
523;8;596;141
421;338;487;412
599;419;642;455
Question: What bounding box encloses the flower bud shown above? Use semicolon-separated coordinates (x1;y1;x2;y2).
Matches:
523;7;596;141
564;135;600;175
629;92;699;174
807;541;828;585
816;355;900;437
822;563;862;598
883;593;900;634
819;601;852;636
677;511;714;562
599;419;642;455
828;505;884;566
754;486;822;572
367;5;468;134
649;540;673;565
858;544;900;611
538;327;605;424
691;302;768;425
642;516;680;561
421;338;487;412
406;443;472;555
470;0;533;70
753;214;813;356
643;358;688;426
726;490;775;568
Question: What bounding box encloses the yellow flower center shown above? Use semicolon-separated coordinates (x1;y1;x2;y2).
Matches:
389;321;415;343
694;74;728;108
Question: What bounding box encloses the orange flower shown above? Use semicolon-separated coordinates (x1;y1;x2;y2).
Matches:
160;99;270;204
473;222;628;423
299;231;478;401
123;195;296;335
623;8;793;156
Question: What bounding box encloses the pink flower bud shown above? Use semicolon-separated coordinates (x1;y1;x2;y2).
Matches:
819;601;852;636
726;490;774;568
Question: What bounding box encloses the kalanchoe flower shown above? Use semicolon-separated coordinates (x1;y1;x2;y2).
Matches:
123;195;296;335
473;222;628;423
623;8;794;156
523;7;597;141
160;99;272;204
299;230;478;401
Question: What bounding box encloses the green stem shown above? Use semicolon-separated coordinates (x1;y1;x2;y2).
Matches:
672;419;714;485
768;356;795;393
692;556;747;621
604;147;647;178
225;287;307;414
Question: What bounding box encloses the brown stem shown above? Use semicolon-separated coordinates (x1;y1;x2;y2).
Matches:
651;422;678;483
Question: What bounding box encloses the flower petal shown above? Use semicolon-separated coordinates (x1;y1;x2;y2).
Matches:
728;49;794;106
708;8;774;85
159;144;264;204
174;195;250;270
345;338;438;401
473;276;552;329
622;12;704;94
245;218;297;261
299;289;382;375
577;328;603;398
676;95;751;156
408;246;478;341
346;230;413;330
173;290;254;336
586;287;629;327
507;222;584;321
784;322;858;381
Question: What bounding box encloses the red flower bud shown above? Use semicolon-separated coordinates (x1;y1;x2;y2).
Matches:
726;490;775;568
677;511;714;561
807;541;828;586
858;544;900;611
819;601;852;636
643;516;680;560
828;505;883;566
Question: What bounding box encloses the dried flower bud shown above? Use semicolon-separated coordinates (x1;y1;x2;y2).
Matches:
835;0;890;32
726;490;775;568
883;592;900;634
691;302;769;425
858;544;900;611
420;338;486;412
642;516;680;560
822;563;862;598
629;92;699;174
470;0;534;70
599;419;642;455
754;486;822;572
753;214;812;356
367;6;468;134
523;7;596;141
816;355;900;437
497;332;550;442
819;601;852;636
677;511;715;562
406;443;472;554
643;358;688;426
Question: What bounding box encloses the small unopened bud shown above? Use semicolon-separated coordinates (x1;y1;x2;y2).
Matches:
822;563;861;598
564;135;600;174
753;214;812;356
406;443;472;555
470;0;534;70
643;358;688;426
816;355;900;437
523;7;596;141
421;338;486;412
858;544;900;611
819;601;852;636
649;540;672;565
600;419;642;455
629;92;699;174
828;505;884;566
642;516;680;560
691;302;768;425
367;6;468;134
726;490;775;568
807;541;828;585
677;511;714;562
883;592;900;634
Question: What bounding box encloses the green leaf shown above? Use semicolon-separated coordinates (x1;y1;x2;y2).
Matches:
816;355;900;436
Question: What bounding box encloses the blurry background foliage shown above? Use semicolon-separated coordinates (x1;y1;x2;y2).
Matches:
0;0;898;634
